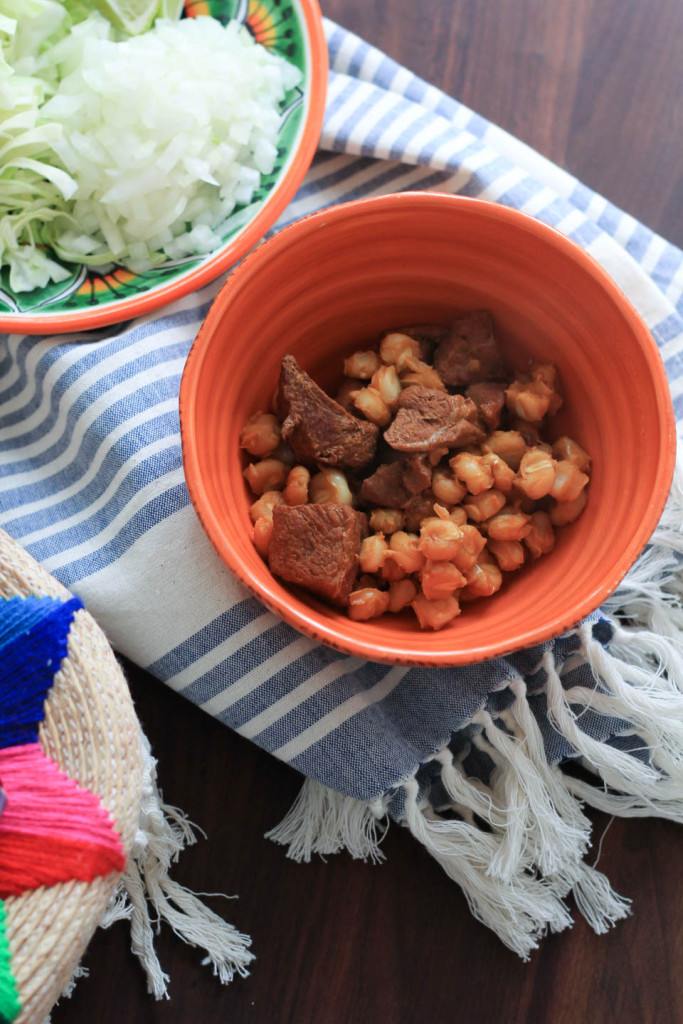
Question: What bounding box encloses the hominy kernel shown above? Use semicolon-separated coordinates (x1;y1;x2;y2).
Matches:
309;468;353;505
431;468;467;504
486;510;531;542
400;356;446;391
420;559;466;601
462;557;503;599
487;539;526;572
360;533;389;573
482;430;527;471
549;491;588;527
450;524;487;572
530;362;558;390
379;332;421;368
243;458;288;495
550;460;589;503
449;452;494;495
516;448;557;500
388;531;425;574
348;588;391;621
388;579;419;614
343;350;382;379
481;453;516;492
352;386;392;426
531;362;563;415
462;489;506;523
240;412;281;457
524;511;556;558
431;504;468;527
369;508;405;534
411;592;461;630
445;506;468;526
370;364;402;408
505;377;553;422
253;516;273;558
283;466;310;506
418;517;463;561
249;490;285;523
552;436;591;472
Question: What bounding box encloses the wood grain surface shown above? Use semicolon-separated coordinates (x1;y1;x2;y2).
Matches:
54;2;683;1022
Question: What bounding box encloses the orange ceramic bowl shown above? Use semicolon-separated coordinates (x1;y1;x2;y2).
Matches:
180;193;676;666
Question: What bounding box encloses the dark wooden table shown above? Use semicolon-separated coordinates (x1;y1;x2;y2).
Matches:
56;2;683;1022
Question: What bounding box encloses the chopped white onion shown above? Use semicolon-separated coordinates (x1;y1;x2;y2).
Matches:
0;6;301;290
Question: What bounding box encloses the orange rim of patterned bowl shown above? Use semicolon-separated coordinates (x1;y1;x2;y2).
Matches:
1;0;328;335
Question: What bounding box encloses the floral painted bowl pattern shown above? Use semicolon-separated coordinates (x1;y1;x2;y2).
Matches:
0;0;326;334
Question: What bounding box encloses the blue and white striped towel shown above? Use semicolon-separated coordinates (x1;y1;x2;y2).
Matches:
1;21;683;962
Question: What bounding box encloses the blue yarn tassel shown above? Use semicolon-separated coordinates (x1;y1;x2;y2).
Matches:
0;596;83;749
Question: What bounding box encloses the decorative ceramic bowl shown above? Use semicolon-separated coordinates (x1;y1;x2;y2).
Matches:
0;0;327;335
179;192;676;667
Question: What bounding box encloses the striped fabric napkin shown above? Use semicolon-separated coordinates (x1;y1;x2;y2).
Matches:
1;20;682;967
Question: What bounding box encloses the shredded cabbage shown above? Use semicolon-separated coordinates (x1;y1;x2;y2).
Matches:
0;2;301;291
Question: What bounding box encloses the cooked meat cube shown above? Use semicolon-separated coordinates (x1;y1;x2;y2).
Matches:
277;355;379;469
401;453;432;495
466;381;507;430
393;323;449;360
384;386;485;452
268;503;366;606
360;462;411;508
402;489;437;532
434;312;507;386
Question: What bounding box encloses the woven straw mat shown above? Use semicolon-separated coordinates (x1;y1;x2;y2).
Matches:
0;528;144;1024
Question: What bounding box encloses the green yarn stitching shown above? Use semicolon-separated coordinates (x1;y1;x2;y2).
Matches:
0;901;20;1023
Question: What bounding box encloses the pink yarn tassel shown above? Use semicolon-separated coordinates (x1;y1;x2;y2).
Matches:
0;743;125;896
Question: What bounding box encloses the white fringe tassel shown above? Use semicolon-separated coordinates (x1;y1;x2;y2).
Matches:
266;590;683;960
470;697;590;880
267;462;683;957
100;730;254;998
266;600;682;954
265;777;388;864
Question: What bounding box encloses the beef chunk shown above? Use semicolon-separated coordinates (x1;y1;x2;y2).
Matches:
360;455;432;506
360;462;411;508
384;386;485;452
401;454;432;495
269;503;365;606
466;381;507;430
402;489;437;532
434;312;507;387
276;355;379;470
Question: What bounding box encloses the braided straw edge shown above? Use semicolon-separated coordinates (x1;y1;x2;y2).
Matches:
0;530;143;1024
